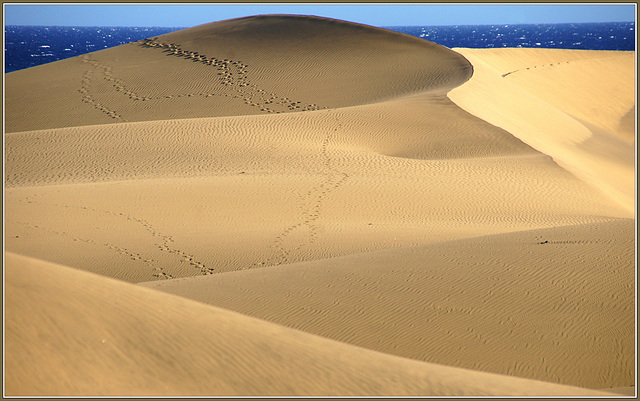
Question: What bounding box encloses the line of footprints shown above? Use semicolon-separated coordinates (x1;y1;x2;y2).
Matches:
502;61;572;77
78;38;325;122
140;37;323;114
251;112;349;268
16;194;212;279
79;57;125;120
82;53;221;104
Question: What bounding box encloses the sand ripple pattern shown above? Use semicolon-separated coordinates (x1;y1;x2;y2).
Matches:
142;219;635;389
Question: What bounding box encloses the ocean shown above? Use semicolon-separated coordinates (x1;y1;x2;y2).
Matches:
4;22;635;73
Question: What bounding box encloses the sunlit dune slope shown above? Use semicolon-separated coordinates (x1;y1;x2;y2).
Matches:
449;48;635;214
5;252;613;397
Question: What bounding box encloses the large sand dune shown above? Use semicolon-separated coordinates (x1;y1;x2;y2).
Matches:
5;14;471;133
4;15;636;396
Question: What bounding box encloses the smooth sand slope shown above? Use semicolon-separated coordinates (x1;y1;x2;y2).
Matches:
5;252;615;397
4;15;636;396
449;48;635;214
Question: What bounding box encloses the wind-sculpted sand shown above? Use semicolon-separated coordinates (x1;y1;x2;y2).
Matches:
449;48;635;214
4;15;636;396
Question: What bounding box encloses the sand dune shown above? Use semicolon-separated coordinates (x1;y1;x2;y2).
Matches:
5;15;471;133
5;252;614;396
4;15;635;396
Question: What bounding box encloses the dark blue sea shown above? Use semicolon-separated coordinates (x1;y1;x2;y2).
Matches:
4;26;181;73
4;22;635;73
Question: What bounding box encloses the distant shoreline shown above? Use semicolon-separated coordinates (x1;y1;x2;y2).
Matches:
5;21;635;73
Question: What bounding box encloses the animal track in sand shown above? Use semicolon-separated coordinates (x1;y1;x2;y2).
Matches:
12;194;213;278
251;110;349;268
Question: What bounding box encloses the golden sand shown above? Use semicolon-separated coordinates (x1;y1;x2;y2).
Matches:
4;15;635;396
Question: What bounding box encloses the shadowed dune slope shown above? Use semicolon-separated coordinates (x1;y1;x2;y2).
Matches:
141;219;635;389
5;14;471;133
4;252;612;397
